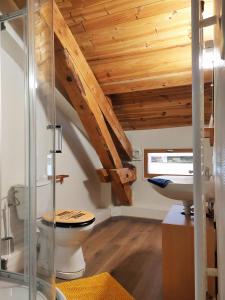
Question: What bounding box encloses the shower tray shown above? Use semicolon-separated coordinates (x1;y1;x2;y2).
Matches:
0;281;66;300
0;285;47;300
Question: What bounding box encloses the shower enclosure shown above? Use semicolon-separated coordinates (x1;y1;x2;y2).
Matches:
0;0;58;299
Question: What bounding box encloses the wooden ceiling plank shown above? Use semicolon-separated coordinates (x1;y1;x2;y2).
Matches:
63;0;189;23
102;70;212;94
87;45;192;86
79;35;191;61
110;83;212;103
89;44;191;67
74;0;191;33
56;0;114;11
74;13;191;47
121;121;193;131
105;0;189;16
111;83;212;130
113;99;211;114
91;63;192;86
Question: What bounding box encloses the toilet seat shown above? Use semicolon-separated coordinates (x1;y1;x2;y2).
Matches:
42;210;95;228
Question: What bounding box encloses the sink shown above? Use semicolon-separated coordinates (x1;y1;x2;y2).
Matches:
151;176;193;202
150;175;214;215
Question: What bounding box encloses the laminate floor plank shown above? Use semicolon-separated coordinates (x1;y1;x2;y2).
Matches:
83;217;163;300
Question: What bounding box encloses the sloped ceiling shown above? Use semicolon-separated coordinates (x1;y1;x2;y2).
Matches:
4;0;213;130
56;0;213;130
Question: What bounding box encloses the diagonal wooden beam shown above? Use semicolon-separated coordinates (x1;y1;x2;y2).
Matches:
41;2;136;205
42;2;132;161
55;43;133;205
12;0;135;204
55;47;122;169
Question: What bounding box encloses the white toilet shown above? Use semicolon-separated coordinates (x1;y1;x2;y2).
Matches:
14;180;95;280
41;209;95;279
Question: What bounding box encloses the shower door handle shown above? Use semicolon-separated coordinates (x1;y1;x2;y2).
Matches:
47;124;63;153
55;124;62;153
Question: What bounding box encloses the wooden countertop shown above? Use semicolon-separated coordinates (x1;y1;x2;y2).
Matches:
163;204;194;226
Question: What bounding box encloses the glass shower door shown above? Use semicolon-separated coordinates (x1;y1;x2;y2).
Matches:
0;0;56;299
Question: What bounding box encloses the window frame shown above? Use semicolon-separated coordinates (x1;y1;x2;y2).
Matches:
144;148;193;178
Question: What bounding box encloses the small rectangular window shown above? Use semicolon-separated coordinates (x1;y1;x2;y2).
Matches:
144;149;193;178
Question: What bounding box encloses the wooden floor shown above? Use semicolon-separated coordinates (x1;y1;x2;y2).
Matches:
83;217;162;300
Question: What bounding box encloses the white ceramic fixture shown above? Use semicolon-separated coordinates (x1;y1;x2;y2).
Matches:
15;182;95;280
38;219;95;280
0;285;66;300
0;286;47;300
150;175;215;215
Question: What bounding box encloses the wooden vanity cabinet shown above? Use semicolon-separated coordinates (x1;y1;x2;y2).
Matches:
162;205;216;300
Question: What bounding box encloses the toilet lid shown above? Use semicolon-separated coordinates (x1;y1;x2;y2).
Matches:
42;210;95;228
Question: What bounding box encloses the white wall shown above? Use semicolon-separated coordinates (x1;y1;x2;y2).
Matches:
0;27;25;246
119;127;193;219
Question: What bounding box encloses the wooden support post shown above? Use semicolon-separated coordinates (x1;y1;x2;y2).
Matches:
97;169;111;183
204;128;214;146
97;167;137;184
109;168;137;184
55;47;122;169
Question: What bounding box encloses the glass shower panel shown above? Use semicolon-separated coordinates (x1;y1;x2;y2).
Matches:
32;0;56;298
0;0;56;299
0;9;27;275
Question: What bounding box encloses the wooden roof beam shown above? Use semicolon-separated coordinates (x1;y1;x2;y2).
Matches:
42;2;132;161
40;3;136;205
55;47;121;169
54;40;133;205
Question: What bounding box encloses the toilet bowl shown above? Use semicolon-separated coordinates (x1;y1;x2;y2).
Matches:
39;209;95;280
14;183;95;280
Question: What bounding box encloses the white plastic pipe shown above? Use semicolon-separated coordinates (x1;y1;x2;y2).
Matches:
191;1;207;299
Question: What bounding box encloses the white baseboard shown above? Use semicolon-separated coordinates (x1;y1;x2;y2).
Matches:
94;208;111;225
94;206;169;225
111;206;168;221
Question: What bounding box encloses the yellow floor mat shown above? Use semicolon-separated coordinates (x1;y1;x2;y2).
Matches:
56;272;134;300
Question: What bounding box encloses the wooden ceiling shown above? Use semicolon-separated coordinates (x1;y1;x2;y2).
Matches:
6;0;213;130
111;83;213;130
56;0;192;94
56;0;213;130
56;0;213;91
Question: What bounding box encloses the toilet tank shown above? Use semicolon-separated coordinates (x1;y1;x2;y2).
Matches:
15;179;52;220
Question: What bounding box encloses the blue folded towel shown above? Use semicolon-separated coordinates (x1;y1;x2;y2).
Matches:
148;178;172;188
